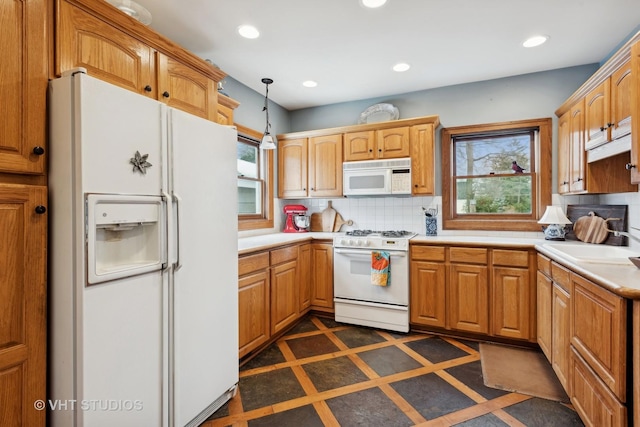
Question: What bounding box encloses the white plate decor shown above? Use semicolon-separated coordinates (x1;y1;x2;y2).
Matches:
358;103;400;124
105;0;152;25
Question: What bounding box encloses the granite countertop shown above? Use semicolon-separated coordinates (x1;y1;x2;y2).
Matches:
238;232;640;299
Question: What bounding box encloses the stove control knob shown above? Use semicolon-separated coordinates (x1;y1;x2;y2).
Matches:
363;240;370;247
356;239;364;246
340;239;347;245
348;239;355;245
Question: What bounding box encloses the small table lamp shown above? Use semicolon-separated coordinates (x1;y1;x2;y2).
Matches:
538;206;572;240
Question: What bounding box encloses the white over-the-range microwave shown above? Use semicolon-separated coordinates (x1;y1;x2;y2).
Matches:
343;158;412;196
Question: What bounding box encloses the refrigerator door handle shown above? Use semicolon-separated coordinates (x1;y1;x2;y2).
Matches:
172;192;183;270
161;191;171;270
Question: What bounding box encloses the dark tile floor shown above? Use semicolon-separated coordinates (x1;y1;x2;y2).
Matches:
202;315;584;427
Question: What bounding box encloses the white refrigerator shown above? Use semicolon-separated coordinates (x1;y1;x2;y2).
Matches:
48;71;239;427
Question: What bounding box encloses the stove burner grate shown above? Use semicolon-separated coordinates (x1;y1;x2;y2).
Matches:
345;230;414;238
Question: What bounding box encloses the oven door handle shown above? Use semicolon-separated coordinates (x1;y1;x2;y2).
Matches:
334;248;407;257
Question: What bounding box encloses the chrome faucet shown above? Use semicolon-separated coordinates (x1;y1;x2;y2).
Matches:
608;226;640;244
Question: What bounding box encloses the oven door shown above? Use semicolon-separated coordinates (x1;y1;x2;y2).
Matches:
333;248;408;306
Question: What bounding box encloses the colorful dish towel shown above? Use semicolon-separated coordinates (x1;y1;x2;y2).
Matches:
371;251;391;286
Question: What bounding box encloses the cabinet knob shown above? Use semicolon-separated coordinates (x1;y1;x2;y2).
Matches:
162;91;170;98
32;146;45;155
144;85;152;92
35;205;47;214
575;177;583;182
600;126;606;132
378;149;382;152
414;184;418;188
368;149;373;152
607;122;614;127
562;181;569;185
626;163;637;170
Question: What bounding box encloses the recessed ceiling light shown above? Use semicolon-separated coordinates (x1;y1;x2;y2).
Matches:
302;80;318;88
523;35;548;48
361;0;387;8
238;25;260;39
392;63;410;72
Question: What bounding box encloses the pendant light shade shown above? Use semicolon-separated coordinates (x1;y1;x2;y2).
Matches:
260;78;276;150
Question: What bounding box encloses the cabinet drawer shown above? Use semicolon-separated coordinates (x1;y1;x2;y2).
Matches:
411;245;445;262
239;252;269;277
551;262;571;291
570;348;627;427
537;253;552;276
450;247;487;264
493;249;529;267
271;245;299;265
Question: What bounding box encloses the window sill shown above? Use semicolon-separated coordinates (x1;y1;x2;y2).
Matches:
443;218;542;232
239;218;274;231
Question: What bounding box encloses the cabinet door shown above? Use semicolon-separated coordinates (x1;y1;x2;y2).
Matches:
376;127;410;159
552;283;570;393
571;274;627;401
410;124;435;195
308;134;343;197
238;270;270;358
492;266;531;340
310;243;334;311
157;53;217;121
0;185;47;427
610;61;632;140
570;348;627;427
569;100;586;193
410;261;446;328
0;0;47;175
270;260;299;335
278;138;308;198
584;79;611;149
57;1;155;97
630;41;640;184
557;111;571;194
344;131;375;161
448;263;488;334
299;244;311;312
216;103;234;125
537;271;553;360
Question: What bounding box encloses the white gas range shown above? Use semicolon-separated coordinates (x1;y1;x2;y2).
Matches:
333;230;416;332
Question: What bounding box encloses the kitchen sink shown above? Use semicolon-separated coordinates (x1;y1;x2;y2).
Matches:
542;243;638;265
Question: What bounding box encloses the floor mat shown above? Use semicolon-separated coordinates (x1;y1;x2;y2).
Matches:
479;342;569;403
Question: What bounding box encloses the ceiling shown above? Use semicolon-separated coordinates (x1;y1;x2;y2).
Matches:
135;0;640;110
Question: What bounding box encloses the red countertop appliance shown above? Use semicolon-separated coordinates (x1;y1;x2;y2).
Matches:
283;204;309;233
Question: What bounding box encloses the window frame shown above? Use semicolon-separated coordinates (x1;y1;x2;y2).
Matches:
236;124;274;231
442;118;552;232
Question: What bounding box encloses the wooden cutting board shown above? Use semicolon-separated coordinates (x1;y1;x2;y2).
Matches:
310;213;323;232
565;204;627;245
321;201;337;232
333;213;353;232
573;211;617;244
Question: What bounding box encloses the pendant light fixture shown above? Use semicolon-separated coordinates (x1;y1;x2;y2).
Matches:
260;78;277;150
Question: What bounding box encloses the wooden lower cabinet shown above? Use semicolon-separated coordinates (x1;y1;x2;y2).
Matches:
536;270;553;359
310;242;334;311
0;185;47;427
449;262;489;334
571;274;627;402
492;266;532;340
270;260;299;335
571;347;627;427
552;284;571;392
299;244;311;312
410;259;446;328
238;270;270;358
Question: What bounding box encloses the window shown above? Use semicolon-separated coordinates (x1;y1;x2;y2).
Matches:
442;118;551;231
236;124;274;230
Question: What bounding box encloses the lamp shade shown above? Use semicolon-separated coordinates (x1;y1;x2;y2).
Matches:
260;132;276;150
538;206;572;225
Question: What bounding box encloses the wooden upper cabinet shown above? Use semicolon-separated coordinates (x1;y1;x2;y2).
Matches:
0;0;48;175
569;100;586;193
631;40;640;184
557;111;571;194
57;0;155;97
216;94;240;125
610;61;632;140
308;134;343;197
344;127;409;161
343;131;375;161
56;0;225;122
376;127;410;159
156;53;217;121
584;79;611;149
410;124;435;195
278;138;308;198
0;184;48;427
